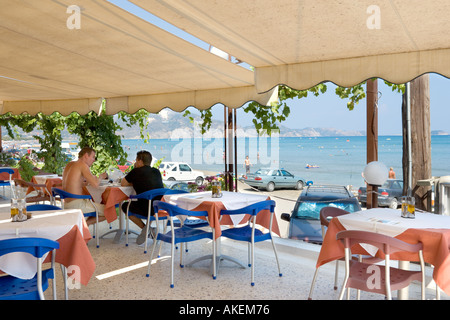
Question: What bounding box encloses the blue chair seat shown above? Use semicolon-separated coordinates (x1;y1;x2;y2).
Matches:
158;226;213;244
0;237;59;300
221;225;272;243
183;218;210;228
0;268;54;300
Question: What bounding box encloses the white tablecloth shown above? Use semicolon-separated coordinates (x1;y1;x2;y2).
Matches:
32;174;59;185
0;209;85;279
337;208;450;255
86;184;134;204
164;191;269;226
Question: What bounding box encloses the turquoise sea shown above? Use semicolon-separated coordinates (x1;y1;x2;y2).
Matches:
121;135;450;189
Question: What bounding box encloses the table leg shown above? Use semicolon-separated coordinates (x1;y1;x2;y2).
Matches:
100;202;138;243
398;261;410;300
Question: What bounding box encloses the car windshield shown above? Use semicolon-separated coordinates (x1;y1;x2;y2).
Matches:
293;202;360;220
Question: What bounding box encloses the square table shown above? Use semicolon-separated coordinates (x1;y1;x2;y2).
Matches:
86;183;135;243
0;208;95;287
162;191;280;239
316;208;450;297
161;191;280;270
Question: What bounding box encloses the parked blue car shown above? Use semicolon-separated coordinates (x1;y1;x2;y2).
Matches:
281;185;361;243
358;179;403;209
239;168;306;192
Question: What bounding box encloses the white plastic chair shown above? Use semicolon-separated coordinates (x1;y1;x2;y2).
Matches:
336;230;425;300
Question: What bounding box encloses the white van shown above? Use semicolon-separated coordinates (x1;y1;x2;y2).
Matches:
159;162;204;185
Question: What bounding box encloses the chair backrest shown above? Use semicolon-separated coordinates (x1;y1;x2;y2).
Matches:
220;200;276;216
27;204;62;211
319;207;350;227
14;178;35;188
52;187;91;200
130;188;172;200
14;178;50;198
336;230;423;255
0;168;14;175
0;237;59;259
153;200;208;218
164;189;189;195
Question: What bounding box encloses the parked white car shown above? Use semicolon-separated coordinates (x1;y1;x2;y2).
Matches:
159;162;204;185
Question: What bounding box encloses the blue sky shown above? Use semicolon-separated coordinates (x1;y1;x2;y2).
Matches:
225;74;450;135
111;0;450;136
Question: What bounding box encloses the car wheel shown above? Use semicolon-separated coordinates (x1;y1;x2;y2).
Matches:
266;182;275;192
167;177;175;181
389;198;399;209
195;176;204;186
295;180;304;190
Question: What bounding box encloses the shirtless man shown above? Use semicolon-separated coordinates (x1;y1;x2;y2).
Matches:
62;147;108;226
244;155;252;174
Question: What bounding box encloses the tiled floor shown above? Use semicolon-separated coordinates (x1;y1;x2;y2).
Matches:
47;221;447;301
0;190;446;301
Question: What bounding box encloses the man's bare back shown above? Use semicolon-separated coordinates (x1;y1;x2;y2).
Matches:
62;150;105;202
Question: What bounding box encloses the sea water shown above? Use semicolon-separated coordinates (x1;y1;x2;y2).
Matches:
121;135;450;189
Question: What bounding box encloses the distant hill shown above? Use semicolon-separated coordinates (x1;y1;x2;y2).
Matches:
431;130;450;136
3;109;448;140
116;109;366;139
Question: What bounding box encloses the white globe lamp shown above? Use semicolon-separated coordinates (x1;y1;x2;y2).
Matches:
363;161;388;186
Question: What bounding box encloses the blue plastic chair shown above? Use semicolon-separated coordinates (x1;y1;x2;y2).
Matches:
125;188;188;253
52;188;100;248
0;237;59;300
220;200;282;286
27;204;62;211
0;168;14;198
147;200;216;288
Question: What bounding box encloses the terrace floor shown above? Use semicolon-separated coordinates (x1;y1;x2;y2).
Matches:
0;186;447;303
47;222;447;301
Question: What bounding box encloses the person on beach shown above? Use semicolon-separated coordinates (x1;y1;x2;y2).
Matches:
121;150;164;244
389;167;396;179
62;147;108;226
244;155;252;174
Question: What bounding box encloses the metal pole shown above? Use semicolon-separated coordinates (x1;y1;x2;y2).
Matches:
406;82;413;197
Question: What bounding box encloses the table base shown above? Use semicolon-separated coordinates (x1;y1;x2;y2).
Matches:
99;209;139;244
186;254;247;272
100;228;139;243
185;239;246;273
